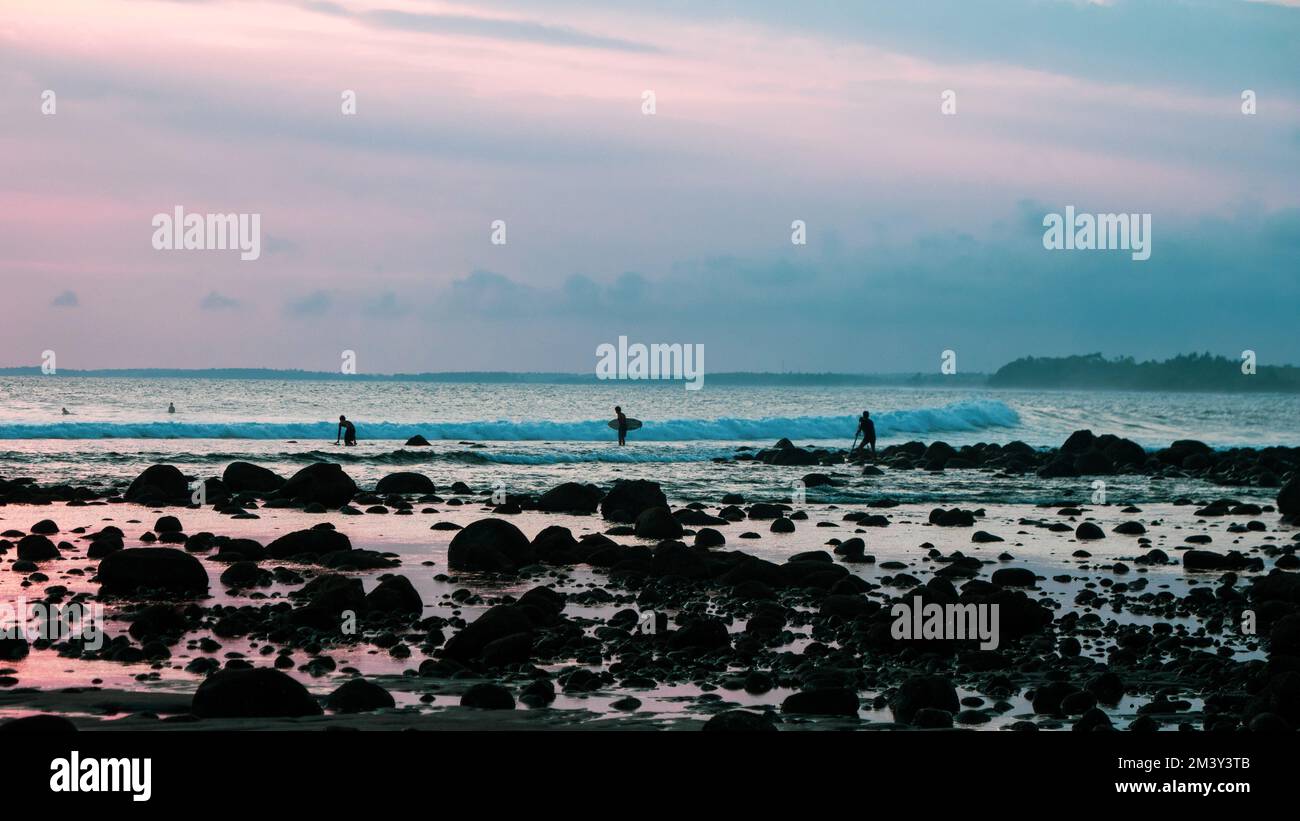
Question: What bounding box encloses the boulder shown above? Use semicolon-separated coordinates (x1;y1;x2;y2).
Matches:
600;479;668;523
1183;549;1261;572
781;688;859;717
221;462;285;493
991;567;1037;587
1060;430;1096;454
153;515;183;533
695;528;726;548
125;464;190;503
702;710;778;732
404;435;431;447
890;675;959;724
634;507;684;539
375;472;435;495
266;528;352;560
536;482;603;513
1280;478;1300;519
447;519;534;572
275;463;357;507
442;605;534;661
97;548;208;595
460;683;515;710
16;534;60;561
364;574;423;615
191;667;322;718
326;678;395;713
1075;522;1105;540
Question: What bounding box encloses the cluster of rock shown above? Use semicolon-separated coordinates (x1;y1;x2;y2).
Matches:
742;429;1300;490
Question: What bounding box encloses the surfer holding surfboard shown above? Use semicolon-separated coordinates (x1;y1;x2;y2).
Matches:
609;405;642;445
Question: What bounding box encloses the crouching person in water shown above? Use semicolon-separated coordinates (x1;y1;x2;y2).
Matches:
337;415;357;446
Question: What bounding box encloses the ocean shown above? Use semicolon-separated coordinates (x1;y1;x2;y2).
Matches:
2;376;1297;505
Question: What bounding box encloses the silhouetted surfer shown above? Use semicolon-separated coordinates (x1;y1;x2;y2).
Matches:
61;407;70;415
167;402;176;414
337;415;357;446
615;406;628;446
854;410;876;461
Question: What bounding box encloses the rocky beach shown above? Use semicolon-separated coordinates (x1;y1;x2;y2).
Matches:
3;428;1298;733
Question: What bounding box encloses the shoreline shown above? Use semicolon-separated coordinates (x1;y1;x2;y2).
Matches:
1;429;1297;732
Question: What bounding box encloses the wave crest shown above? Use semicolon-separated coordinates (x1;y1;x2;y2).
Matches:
0;400;1019;441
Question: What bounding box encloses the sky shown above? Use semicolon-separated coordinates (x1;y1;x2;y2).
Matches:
1;0;1297;374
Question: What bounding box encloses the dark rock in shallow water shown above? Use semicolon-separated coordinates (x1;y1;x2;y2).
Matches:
364;574;423;615
295;573;365;616
635;506;684;539
1279;478;1300;519
781;688;859;717
375;472;435;494
536;482;603;513
481;632;534;667
702;710;777;732
222;461;285;493
0;714;77;733
1113;520;1146;535
929;508;975;527
1085;672;1125;705
220;561;268;589
1075;522;1106;540
274;463;357;507
531;525;579;563
890;676;959;724
266;528;352;560
125;464;190;503
30;519;59;534
326;678;395;713
1031;681;1076;715
991;567;1036;587
1037;456;1078;478
443;605;535;661
770;517;796;533
1073;707;1112;732
127;605;188;642
1251;569;1300;604
151;516;181;534
669;617;731;651
192;667;322;718
0;636;30;661
1246;672;1300;727
97;548;208;595
1183;549;1262;572
913;708;954;728
460;683;515;710
16;534;60;561
447;518;534;572
601;479;668;523
404;435;431;447
695;527;725;548
1061;429;1096;454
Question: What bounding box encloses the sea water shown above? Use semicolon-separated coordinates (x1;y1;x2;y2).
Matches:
0;376;1296;505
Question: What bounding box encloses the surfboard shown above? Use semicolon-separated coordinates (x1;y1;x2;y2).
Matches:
608;418;643;431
